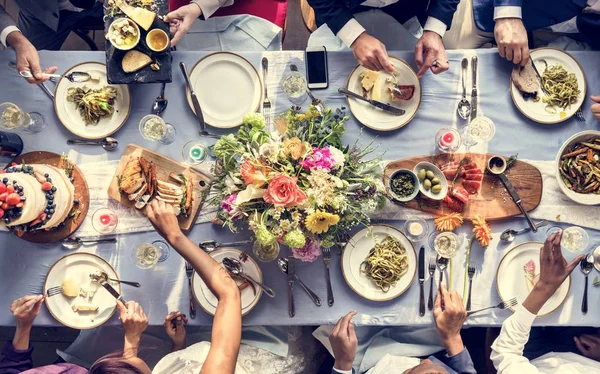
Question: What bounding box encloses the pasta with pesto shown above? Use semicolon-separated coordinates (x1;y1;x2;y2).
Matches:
540;61;580;113
360;236;409;292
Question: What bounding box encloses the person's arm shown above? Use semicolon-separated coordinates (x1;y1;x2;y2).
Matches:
591;95;600;122
492;0;529;65
164;311;188;352
146;200;241;374
191;0;233;20
329;311;358;373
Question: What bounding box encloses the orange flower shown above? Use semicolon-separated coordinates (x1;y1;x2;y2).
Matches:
263;174;307;207
283;137;306;160
240;159;270;187
471;214;492;247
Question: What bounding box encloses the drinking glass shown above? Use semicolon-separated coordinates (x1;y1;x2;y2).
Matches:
435;127;461;153
182;140;208;165
252;240;280;262
91;208;118;234
134;240;170;269
0;102;46;133
139;114;176;145
403;217;429;242
546;225;589;253
282;71;308;105
462;117;496;146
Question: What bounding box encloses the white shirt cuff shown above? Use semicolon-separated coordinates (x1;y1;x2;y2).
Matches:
1;26;20;48
494;6;522;20
337;18;366;48
423;16;447;38
514;303;537;327
191;0;233;19
332;368;353;374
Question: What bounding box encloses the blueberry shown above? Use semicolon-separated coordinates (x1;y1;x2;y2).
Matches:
50;204;56;208
17;186;23;191
48;196;54;201
28;170;34;175
46;214;52;219
73;199;79;204
51;186;56;192
4;218;9;223
18;192;23;196
2;178;7;183
46;177;52;182
44;208;49;213
14;212;21;218
12;180;17;185
7;167;13;173
44;173;49;177
7;210;13;217
20;196;26;201
49;209;54;214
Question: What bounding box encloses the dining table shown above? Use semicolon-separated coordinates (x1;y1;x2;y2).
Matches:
0;48;600;329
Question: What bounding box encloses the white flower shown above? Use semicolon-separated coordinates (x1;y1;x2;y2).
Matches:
328;146;345;169
235;185;266;205
259;142;280;163
280;220;292;231
225;173;243;194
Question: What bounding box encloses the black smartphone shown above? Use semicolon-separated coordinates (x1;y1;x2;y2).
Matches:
305;46;329;89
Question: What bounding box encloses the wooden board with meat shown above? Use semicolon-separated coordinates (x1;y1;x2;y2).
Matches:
384;153;543;220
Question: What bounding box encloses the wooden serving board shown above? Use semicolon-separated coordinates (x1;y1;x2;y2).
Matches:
384;153;543;220
10;151;90;243
107;144;212;231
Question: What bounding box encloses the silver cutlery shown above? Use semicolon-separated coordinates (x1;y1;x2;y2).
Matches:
46;286;64;297
500;220;549;243
466;262;476;311
152;83;168;116
180;62;219;139
185;261;196;319
322;247;334;307
338;88;405;115
278;258;322;306
287;257;295;317
38;82;54;100
470;56;478;121
67;137;119;151
467;297;518;317
198;239;253;253
418;246;426;316
90;271;140;288
581;253;594;314
222;257;276;297
457;58;471;120
261;57;272;128
436;256;449;310
428;256;436;310
97;279;127;304
20;70;91;83
530;58;550;97
62;236;117;250
575;107;586;123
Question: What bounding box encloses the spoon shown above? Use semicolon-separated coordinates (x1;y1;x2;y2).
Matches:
581;253;594;314
90;271;141;288
436;256;449;311
67;137;118;151
222;257;276;297
152;83;168;116
198;239;253;253
20;70;91;83
62;237;117;250
500;220;549;243
278;258;322;306
457;58;471;120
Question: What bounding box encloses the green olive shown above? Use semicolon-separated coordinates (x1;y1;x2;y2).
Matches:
423;179;432;190
417;169;426;182
431;184;442;194
426;170;435;180
431;177;440;185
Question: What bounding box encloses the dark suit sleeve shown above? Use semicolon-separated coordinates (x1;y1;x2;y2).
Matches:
577;12;600;50
330;369;356;374
0;341;34;374
442;348;477;374
426;0;460;29
493;0;523;6
306;0;356;35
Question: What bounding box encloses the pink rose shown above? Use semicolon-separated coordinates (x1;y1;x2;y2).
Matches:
263;175;307;208
292;240;321;262
300;147;336;171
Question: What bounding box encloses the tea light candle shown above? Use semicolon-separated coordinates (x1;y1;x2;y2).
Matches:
408;221;424;236
189;145;205;161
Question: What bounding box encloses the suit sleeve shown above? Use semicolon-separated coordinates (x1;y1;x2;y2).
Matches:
426;0;460;30
0;341;34;374
442;348;477;374
0;5;19;48
306;0;355;35
577;12;600;50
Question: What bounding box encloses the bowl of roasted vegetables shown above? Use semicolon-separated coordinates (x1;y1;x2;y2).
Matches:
556;130;600;205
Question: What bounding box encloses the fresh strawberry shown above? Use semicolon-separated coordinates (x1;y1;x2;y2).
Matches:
0;209;4;218
0;193;6;202
6;185;14;194
41;182;52;191
15;203;23;208
0;183;5;194
30;219;42;227
1;203;8;210
6;193;21;206
39;212;47;221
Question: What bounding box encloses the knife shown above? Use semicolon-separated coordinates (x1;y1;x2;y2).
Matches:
470;56;478;121
179;62;208;137
418;245;425;317
498;173;537;232
99;279;126;304
338;88;405;115
288;258;296;318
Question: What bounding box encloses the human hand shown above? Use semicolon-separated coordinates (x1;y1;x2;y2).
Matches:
415;31;449;78
11;295;44;329
433;286;466;356
329;311;358;371
117;300;148;344
164;311;188;351
164;3;202;47
537;231;584;296
575;330;600;362
145;199;182;243
7;32;57;84
591;95;600;122
494;18;529;66
350;33;394;72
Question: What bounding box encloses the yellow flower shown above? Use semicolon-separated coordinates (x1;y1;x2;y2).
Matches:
283;137;307;160
305;210;340;234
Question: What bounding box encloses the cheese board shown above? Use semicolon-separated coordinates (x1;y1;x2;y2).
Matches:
384;153;543;220
107;144;212;231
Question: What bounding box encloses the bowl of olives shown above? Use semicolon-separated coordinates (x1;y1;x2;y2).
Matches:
413;162;448;201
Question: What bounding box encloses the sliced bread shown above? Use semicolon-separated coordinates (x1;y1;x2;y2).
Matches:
122;50;152;73
512;60;540;94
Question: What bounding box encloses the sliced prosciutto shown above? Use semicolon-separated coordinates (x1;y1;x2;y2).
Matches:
463;180;482;194
463;171;483;181
450;186;470;204
462;162;478;170
443;195;464;212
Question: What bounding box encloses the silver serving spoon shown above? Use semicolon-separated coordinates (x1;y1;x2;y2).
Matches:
152;83;168;116
436;256;449;311
20;70;91;83
278;258;322;306
199;239;253;253
457;58;471;120
67;137;118;151
500;220;549;243
62;237;117;250
90;271;141;288
581;253;594;314
222;257;276;297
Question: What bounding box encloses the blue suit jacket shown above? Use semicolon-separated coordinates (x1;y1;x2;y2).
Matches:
306;0;460;36
473;0;600;49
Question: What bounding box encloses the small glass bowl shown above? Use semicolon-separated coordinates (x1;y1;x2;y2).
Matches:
403;217;429;242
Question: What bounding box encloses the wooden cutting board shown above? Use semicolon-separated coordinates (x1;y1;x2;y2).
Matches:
107;144;212;231
384;153;543;220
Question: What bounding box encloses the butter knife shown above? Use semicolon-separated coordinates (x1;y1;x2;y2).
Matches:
338;88;405;115
99;279;126;304
418;245;425;317
497;173;537;232
288;257;296;318
470;56;478;121
179;62;217;138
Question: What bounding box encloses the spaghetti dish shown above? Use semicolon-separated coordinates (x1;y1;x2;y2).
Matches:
67;86;118;125
360;236;409;292
540;61;580;113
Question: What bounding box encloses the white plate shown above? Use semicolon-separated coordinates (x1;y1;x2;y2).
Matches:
192;248;263;316
186;52;262;129
43;252;121;329
345;57;421;131
496;242;570;317
54;62;131;139
510;48;586;125
555;130;600;205
342;225;417;301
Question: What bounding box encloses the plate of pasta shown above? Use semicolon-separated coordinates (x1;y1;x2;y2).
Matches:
510;48;586;124
342;225;417;301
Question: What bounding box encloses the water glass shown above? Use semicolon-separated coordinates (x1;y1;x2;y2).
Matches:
134;240;170;269
252;240;280;262
0;102;45;133
282;71;308;105
139;114;176;145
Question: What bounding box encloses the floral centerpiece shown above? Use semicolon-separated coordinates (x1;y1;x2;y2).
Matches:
209;106;386;262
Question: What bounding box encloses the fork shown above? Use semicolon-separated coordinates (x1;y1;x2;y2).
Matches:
466;262;476;311
322;247;334;307
436;256;449;311
46;286;62;298
185;261;196;319
427;256;436;310
575;107;585;122
261;57;271;129
467;297;518;317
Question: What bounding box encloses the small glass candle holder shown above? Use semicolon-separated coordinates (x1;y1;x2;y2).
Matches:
182;141;208;165
92;208;118;234
435;127;462;153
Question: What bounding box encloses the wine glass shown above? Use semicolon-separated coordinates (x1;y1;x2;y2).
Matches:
0;102;46;133
133;240;170;269
282;71;308;105
139;114;176;145
462;117;496;146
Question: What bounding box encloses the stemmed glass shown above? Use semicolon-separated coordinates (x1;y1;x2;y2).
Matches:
139;114;176;145
0;102;46;133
